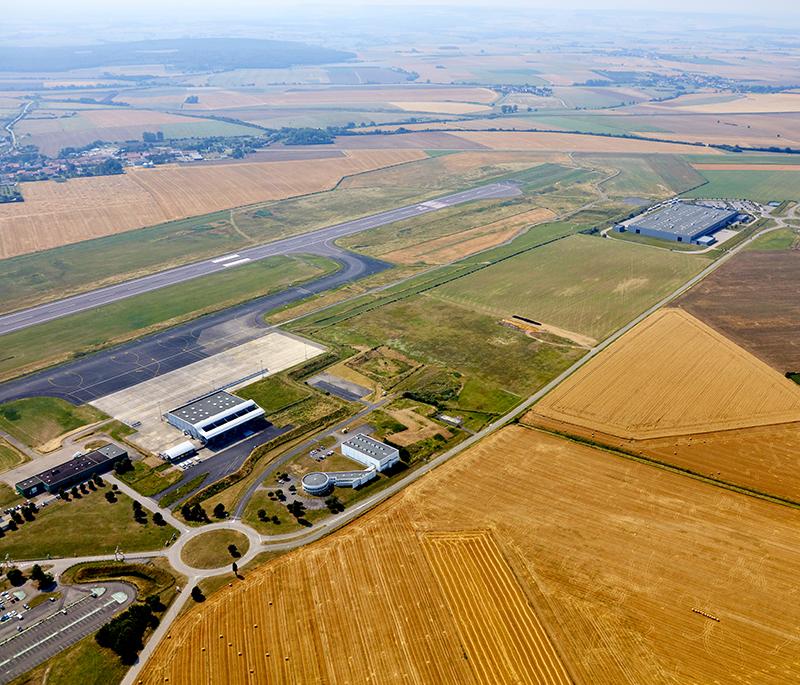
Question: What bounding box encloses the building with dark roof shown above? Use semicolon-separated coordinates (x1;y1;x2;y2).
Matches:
15;444;127;498
164;390;265;444
616;202;738;244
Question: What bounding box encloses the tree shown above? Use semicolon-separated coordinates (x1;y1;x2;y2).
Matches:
96;604;158;664
6;568;24;586
114;457;133;474
59;489;69;501
190;586;205;602
152;512;165;526
30;564;45;582
105;491;117;503
257;509;267;521
145;595;165;612
213;503;227;519
36;572;55;590
22;505;35;522
231;562;238;576
11;510;23;525
94;475;104;487
228;544;240;558
71;485;80;498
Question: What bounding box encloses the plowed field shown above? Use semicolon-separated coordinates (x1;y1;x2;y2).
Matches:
531;308;800;439
139;425;800;685
0;149;425;258
676;250;800;373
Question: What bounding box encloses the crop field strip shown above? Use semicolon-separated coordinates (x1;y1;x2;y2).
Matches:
422;531;571;685
0;148;426;258
532;308;800;439
140;425;800;684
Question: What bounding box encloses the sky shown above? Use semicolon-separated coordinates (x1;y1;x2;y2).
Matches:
11;0;800;18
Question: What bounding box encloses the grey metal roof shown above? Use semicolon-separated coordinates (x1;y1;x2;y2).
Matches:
629;203;737;238
167;391;247;424
342;434;398;460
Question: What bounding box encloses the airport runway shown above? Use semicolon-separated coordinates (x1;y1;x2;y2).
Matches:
0;247;386;405
0;182;521;337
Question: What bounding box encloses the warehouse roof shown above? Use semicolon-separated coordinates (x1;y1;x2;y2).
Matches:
342;433;398;460
168;391;247;424
629;203;737;238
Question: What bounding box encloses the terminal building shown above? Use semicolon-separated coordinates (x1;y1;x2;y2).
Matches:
164;390;265;445
302;434;399;496
615;202;738;244
341;434;400;472
15;444;127;498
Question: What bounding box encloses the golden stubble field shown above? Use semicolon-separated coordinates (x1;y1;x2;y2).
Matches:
532;308;800;439
138;424;800;685
0;149;426;258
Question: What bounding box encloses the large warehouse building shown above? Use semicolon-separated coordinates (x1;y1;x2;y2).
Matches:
616;202;738;244
16;444;127;498
164;390;265;444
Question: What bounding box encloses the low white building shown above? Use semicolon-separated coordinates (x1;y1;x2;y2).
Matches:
160;441;196;462
341;434;399;472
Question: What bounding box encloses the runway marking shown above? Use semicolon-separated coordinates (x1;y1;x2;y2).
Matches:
0;598;118;668
210;253;240;263
222;258;252;268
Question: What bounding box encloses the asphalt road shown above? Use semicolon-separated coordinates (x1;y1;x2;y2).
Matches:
0;247;385;405
155;422;291;507
0;582;135;683
0;182;521;336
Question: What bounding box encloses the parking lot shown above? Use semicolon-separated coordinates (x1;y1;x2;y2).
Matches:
0;582;134;682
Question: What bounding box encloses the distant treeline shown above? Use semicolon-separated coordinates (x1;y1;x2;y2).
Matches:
0;38;355;73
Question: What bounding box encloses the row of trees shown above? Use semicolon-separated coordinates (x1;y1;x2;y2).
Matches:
5;563;54;590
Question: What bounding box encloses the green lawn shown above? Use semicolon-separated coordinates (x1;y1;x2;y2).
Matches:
0;254;337;382
0;397;107;448
160;473;209;509
0;482;22;508
432;234;706;341
180;529;249;569
1;488;177;560
524;113;667;135
119;460;182;497
454;378;520;414
0;438;28;473
9;634;126;685
235;375;310;415
747;227;798;251
683;170;800;202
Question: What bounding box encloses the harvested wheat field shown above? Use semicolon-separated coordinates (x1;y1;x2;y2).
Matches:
139;425;800;685
449;131;722;155
532;308;800;439
383;207;555;264
0;149;425;258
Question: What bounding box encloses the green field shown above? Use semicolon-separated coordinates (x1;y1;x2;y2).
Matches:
310;293;582;397
683;170;800;202
0;438;28;473
747;227;798;251
235;375;310;415
180;529;249;569
524;113;667;136
0;152;542;314
682;154;800;165
432;234;706;341
0;488;176;560
119;460;182;497
0;254;336;382
0;397;107;448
